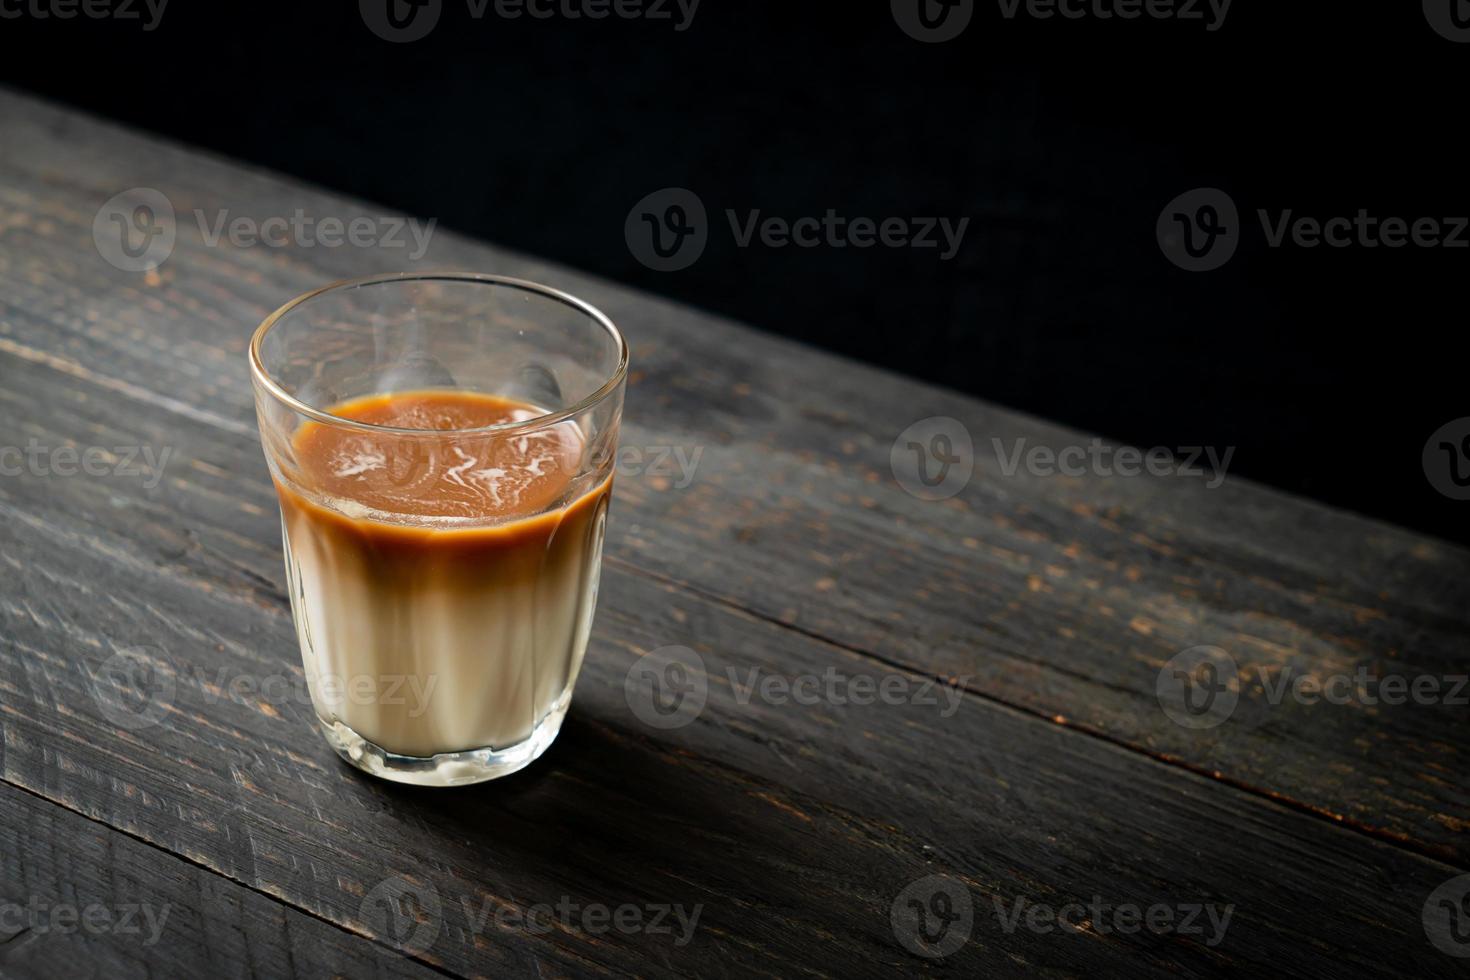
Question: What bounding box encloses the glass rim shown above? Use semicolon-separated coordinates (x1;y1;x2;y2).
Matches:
249;271;629;437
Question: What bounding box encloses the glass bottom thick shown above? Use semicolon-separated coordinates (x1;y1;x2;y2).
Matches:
318;690;572;787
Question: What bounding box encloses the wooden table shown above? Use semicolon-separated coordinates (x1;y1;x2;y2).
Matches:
1;87;1467;978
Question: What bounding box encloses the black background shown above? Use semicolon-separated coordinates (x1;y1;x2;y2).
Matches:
2;1;1464;544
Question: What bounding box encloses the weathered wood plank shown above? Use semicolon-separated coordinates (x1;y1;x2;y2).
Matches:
0;781;442;980
0;345;1465;977
1;86;1466;863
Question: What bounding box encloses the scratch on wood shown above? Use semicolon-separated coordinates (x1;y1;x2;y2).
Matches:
750;791;813;823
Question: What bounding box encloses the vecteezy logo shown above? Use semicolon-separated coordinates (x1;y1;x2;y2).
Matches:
625;188;708;271
93;188;176;273
1424;874;1470;957
1424;0;1470;42
891;416;975;500
891;875;973;958
87;646;177;731
360;877;443;956
1157;188;1239;272
891;0;974;43
1156;646;1239;729
624;646;708;730
361;0;442;42
1423;417;1470;501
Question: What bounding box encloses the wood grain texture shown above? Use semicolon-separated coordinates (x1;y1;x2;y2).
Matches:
0;781;443;980
0;398;1463;979
1;86;1469;977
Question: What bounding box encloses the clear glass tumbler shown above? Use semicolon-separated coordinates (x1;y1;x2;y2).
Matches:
249;273;626;786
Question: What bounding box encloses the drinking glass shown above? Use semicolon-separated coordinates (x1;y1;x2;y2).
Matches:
249;273;626;786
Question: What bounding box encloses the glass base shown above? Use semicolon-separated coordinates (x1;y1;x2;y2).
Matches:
319;692;571;787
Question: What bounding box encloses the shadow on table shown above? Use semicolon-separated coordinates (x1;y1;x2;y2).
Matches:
354;709;853;937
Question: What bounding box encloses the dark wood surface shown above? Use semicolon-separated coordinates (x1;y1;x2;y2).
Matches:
1;87;1468;978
